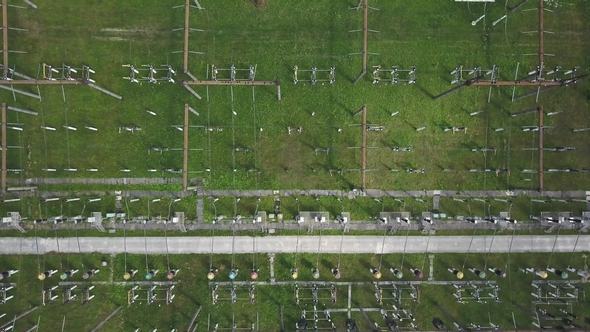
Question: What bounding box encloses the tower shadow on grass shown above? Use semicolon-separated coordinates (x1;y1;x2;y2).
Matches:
332;99;350;115
177;289;200;308
380;138;395;150
361;205;378;221
283;204;298;220
300;258;313;270
324;205;339;221
404;120;417;131
321;258;335;271
337;69;354;84
435;119;450;129
360;259;373;271
415;84;434;99
460;141;479;151
381;162;395;172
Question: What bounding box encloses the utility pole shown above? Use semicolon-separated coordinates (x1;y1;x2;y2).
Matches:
539;0;544;70
362;0;368;75
2;0;8;77
0;5;121;100
361;105;367;191
1;103;6;194
183;0;190;73
183;104;189;191
538;106;544;191
536;0;545;105
434;0;585;100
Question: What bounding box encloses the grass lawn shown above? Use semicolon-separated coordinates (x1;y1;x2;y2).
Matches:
0;0;588;198
1;1;590;329
0;251;589;331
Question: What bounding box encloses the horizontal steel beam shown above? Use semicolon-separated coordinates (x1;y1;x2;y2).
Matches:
182;80;277;86
0;79;82;85
470;80;561;86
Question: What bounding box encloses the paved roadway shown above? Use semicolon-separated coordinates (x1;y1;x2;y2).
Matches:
0;235;588;255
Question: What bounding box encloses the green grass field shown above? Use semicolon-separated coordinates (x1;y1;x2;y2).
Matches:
2;0;590;197
1;1;590;330
0;252;589;331
0;0;588;230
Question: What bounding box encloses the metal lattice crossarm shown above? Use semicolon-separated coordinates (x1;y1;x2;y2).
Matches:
178;73;282;101
436;0;586;102
0;2;120;101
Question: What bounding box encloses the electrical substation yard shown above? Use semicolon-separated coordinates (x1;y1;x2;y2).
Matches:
0;251;589;331
0;0;589;330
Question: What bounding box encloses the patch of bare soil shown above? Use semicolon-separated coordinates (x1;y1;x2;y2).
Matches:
250;0;267;8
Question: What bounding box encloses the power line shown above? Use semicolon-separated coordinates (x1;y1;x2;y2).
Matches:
461;224;478;272
378;228;387;270
400;227;410;269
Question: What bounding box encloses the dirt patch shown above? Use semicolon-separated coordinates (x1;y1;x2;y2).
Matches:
250;0;267;8
93;36;127;42
100;28;156;35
